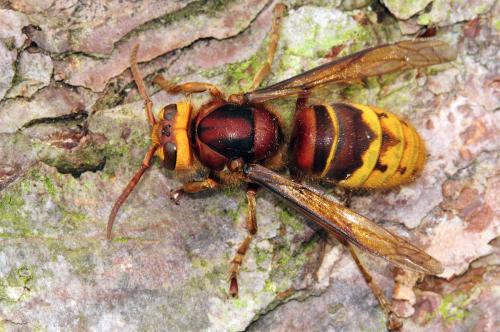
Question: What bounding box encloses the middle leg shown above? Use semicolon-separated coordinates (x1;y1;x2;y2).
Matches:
228;184;259;297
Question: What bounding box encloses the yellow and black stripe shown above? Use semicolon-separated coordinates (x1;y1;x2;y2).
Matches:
291;102;426;189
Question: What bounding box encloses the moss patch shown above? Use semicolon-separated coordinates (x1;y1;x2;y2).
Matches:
264;236;318;295
222;52;267;95
0;187;32;237
277;6;373;79
438;292;470;324
278;207;305;233
0;266;36;306
0;167;90;238
89;107;152;176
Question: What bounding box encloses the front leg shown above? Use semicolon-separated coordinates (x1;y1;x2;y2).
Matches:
170;178;219;204
154;75;224;100
249;3;285;90
228;184;259;297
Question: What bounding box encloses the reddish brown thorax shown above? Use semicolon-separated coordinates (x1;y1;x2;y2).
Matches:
190;100;282;171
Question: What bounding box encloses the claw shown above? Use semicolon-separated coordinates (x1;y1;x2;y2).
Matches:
387;312;403;331
229;276;239;298
169;189;184;205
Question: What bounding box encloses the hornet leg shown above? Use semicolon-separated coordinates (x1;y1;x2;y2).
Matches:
153;75;224;99
228;184;258;297
170;178;220;205
348;244;403;331
339;190;401;330
249;3;286;91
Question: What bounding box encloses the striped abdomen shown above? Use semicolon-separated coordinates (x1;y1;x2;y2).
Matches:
291;103;426;189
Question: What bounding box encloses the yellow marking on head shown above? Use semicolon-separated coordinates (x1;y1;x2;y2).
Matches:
152;123;164;158
151;101;193;169
175;101;191;129
173;101;193;170
174;130;192;170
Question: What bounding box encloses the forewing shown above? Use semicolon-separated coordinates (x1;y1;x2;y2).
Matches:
245;164;443;275
244;39;456;103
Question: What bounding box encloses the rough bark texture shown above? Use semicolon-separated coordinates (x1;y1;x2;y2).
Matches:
0;0;498;331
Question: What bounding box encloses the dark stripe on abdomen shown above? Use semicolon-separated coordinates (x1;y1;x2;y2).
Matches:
326;103;375;181
312;105;334;174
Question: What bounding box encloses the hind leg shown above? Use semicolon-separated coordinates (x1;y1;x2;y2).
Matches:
337;190;402;330
348;245;403;331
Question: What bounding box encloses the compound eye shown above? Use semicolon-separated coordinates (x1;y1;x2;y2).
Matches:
163;142;177;170
163;104;177;120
